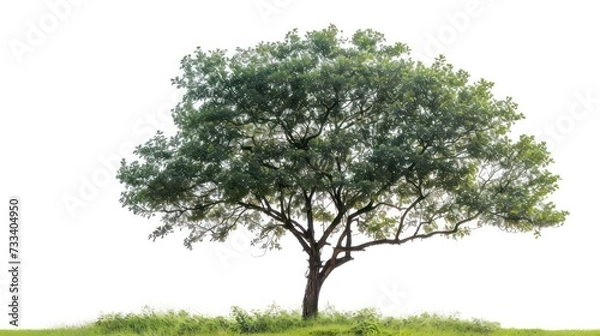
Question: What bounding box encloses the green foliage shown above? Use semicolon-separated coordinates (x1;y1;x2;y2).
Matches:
94;306;234;335
349;310;383;335
230;304;304;333
351;324;382;336
118;24;567;253
90;307;502;335
5;307;600;335
308;327;346;336
389;312;501;333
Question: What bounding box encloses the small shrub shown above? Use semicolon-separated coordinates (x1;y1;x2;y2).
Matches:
231;306;257;333
230;304;304;333
350;308;383;336
350;320;381;335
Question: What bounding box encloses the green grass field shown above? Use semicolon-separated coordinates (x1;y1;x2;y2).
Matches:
0;307;597;336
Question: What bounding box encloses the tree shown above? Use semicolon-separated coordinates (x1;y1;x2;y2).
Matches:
117;25;568;319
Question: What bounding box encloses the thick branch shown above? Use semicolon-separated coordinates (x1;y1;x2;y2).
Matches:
317;210;346;249
317;196;370;250
319;255;353;283
303;188;316;240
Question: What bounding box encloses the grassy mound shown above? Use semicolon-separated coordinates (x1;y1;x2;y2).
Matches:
1;306;598;335
90;306;503;335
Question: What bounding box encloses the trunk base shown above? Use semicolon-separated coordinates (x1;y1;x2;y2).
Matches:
302;259;322;319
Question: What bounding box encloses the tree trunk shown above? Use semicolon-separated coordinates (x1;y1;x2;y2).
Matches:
302;257;323;319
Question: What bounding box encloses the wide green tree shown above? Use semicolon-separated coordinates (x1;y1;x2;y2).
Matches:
117;25;567;319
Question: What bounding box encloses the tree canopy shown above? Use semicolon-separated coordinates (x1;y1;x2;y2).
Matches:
117;25;568;319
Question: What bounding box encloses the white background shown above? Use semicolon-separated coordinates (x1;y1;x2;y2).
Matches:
1;0;599;330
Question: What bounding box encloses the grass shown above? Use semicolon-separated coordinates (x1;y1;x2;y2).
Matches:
0;306;597;336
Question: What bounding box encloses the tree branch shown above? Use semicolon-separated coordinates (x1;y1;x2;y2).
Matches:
395;194;426;239
238;200;310;253
304;188;316;240
319;254;353;283
338;212;481;252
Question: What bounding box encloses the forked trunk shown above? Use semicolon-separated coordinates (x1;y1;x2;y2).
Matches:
302;257;322;319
